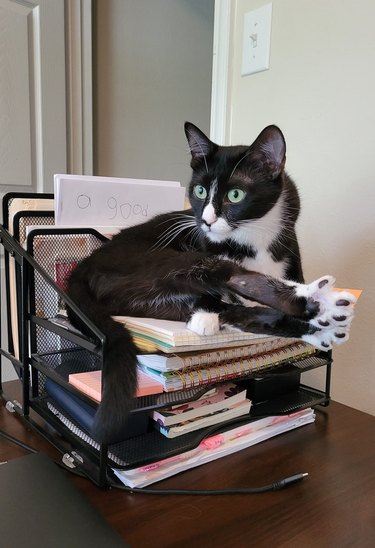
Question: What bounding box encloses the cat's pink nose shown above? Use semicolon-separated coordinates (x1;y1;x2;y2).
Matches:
202;204;217;226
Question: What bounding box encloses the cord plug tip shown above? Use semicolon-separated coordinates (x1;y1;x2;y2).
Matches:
273;472;310;490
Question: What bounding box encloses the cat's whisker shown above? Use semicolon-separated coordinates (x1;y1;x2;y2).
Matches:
275;241;300;259
235;219;300;258
229;150;253;180
241;220;292;237
237;216;295;227
152;222;198;250
158;218;197;233
282;208;300;213
153;229;192;250
160;220;197;233
157;214;195;226
190;226;203;249
245;224;300;259
249;225;296;239
236;218;296;237
182;225;204;249
155;222;197;245
152;227;189;250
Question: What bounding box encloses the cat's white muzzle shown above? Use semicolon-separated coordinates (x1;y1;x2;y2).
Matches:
201;217;232;243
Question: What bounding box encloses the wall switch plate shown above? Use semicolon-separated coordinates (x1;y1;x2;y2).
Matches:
241;3;272;76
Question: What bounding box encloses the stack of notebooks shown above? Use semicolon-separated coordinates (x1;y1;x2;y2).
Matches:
114;316;316;392
47;315;317;487
151;383;251;438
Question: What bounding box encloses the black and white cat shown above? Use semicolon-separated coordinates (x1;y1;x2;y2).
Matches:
67;122;355;443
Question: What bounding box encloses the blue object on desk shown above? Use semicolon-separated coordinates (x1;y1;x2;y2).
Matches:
45;378;148;440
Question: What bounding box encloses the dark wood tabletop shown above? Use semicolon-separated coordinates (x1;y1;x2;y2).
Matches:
1;380;374;548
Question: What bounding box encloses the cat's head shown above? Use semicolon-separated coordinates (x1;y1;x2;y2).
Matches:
184;122;288;244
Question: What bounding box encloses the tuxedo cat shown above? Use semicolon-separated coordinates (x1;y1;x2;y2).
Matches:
67;123;355;443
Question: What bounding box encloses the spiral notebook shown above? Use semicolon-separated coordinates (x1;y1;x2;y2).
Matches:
137;337;298;372
139;342;316;391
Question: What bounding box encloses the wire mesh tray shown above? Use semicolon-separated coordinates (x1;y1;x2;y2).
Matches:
30;396;252;469
31;347;331;414
30;382;327;472
250;386;328;416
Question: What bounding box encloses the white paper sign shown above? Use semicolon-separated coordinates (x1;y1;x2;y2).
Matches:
54;174;186;227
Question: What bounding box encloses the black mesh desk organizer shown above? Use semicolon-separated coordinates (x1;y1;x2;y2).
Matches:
0;192;333;487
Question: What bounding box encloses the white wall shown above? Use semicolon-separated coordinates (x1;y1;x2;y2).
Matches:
227;0;375;415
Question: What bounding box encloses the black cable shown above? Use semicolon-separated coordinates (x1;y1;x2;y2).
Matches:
0;428;90;478
110;473;309;495
0;429;38;454
54;460;89;478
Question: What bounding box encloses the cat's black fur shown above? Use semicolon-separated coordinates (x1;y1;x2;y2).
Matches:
66;123;351;443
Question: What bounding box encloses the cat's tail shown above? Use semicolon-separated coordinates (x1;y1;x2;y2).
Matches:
66;277;138;444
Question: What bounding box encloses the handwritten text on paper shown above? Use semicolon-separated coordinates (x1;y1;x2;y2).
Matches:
76;194;149;221
54;175;185;227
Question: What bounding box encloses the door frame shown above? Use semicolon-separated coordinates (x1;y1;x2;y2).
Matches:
66;0;93;176
210;0;233;145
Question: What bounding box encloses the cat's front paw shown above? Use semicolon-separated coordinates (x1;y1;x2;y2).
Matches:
301;280;357;350
187;311;220;336
295;275;336;303
302;326;351;351
298;276;355;320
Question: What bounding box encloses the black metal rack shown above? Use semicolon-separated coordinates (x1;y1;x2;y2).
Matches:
0;193;333;488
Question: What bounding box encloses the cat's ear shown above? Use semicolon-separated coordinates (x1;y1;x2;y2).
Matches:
184;122;216;160
250;125;286;178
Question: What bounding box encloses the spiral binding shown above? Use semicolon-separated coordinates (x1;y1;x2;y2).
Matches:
163;343;316;390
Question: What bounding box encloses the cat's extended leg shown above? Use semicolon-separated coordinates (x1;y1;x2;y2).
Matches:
183;258;353;321
188;273;356;350
217;300;352;351
182;257;317;317
227;272;356;327
219;304;315;339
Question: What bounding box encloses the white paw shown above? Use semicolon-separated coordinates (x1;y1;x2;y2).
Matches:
187;311;220;336
295;275;336;300
310;289;356;329
302;329;350;351
301;281;357;351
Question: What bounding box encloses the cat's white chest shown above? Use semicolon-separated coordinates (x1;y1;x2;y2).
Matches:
240;251;287;279
228;195;288;278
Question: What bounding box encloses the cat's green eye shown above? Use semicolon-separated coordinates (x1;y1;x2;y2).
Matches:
227;189;245;203
193;185;208;200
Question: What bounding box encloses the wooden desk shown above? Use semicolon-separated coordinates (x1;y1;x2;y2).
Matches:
1;380;374;548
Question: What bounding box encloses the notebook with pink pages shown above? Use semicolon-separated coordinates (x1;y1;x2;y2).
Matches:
68;369;163;402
